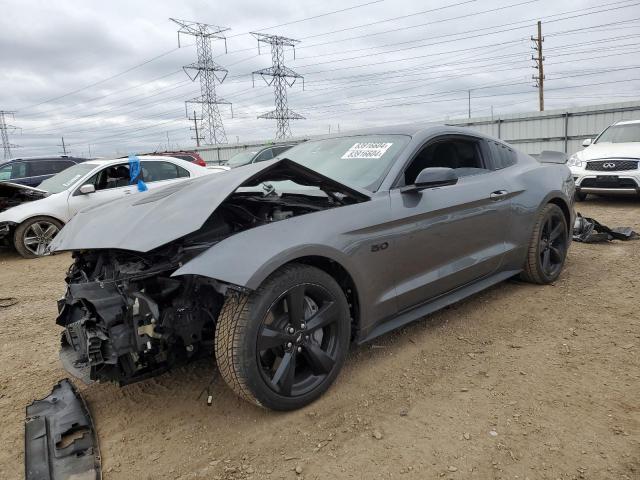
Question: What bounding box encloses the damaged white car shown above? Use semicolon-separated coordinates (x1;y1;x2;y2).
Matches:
569;119;640;200
0;156;211;258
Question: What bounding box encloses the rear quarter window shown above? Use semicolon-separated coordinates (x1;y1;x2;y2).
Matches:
489;141;518;169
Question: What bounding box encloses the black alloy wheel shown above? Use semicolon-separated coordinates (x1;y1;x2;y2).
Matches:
521;203;569;284
215;264;351;410
257;283;342;397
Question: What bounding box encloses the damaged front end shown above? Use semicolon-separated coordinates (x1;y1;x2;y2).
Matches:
56;246;224;385
0;181;47;213
0;182;48;244
54;159;369;385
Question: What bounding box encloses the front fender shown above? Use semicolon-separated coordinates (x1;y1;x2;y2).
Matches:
171;215;365;291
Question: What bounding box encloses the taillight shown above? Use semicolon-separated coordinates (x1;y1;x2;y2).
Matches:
195;158;206;167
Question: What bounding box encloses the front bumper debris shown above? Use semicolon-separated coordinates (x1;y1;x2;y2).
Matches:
573;213;639;243
25;379;101;480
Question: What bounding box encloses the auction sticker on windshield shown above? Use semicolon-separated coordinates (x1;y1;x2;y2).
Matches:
341;142;393;159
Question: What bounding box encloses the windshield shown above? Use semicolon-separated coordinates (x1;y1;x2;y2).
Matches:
228;150;259;167
38;163;96;193
595;123;640;144
275;135;410;191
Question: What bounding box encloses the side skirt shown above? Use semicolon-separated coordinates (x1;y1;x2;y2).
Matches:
357;269;521;344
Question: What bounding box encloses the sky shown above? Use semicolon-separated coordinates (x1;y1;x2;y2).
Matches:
1;0;639;158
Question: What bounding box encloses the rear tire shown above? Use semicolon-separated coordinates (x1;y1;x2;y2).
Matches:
13;216;63;259
215;263;351;410
520;204;569;284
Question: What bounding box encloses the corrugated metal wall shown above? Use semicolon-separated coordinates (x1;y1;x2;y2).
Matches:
448;100;640;154
195;100;640;163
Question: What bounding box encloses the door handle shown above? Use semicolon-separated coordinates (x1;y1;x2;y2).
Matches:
490;190;509;200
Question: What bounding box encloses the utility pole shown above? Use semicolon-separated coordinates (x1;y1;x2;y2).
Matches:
0;111;19;159
251;33;305;140
171;18;232;145
58;136;69;155
189;110;204;147
531;20;545;111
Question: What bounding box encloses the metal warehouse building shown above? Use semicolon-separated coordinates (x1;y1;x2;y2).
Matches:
196;100;640;164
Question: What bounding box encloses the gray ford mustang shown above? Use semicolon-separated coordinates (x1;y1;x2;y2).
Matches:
51;125;575;410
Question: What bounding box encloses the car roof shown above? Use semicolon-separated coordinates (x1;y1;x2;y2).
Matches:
3;155;87;162
614;119;640;126
84;155;191;167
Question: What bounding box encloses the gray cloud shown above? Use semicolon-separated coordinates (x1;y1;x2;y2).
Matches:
1;0;639;157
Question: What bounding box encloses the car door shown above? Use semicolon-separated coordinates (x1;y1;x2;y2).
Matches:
389;135;512;311
140;160;191;191
0;161;29;185
66;163;135;218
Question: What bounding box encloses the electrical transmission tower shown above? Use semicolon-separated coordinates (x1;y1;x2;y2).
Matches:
251;33;304;140
171;18;232;145
531;20;545;111
0;111;19;159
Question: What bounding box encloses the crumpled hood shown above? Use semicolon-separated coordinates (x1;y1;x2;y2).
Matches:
577;142;640;161
50;158;370;253
0;181;48;214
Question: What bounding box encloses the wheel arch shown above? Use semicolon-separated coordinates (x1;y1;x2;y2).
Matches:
546;196;572;235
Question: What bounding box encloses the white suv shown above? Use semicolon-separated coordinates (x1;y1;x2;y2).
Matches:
569;119;640;201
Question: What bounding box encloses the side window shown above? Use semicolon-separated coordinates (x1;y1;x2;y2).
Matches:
29;161;59;176
141;161;187;182
254;148;274;162
6;162;29;179
489;141;517;169
0;164;12;181
87;164;131;191
403;137;488;185
52;160;75;172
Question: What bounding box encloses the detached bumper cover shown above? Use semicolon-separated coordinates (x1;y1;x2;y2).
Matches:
25;378;101;480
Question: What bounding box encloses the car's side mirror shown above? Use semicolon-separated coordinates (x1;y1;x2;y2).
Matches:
582;138;592;147
402;167;458;193
78;184;96;195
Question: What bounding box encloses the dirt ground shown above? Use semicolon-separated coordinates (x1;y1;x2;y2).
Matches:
1;197;639;480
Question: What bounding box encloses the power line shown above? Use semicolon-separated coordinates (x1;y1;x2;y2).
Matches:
251;33;305;140
532;20;545;111
0;111;19;159
172;18;232;145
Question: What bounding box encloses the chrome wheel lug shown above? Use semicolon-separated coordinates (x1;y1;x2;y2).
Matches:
305;335;309;340
288;327;295;334
301;323;306;329
287;342;293;348
297;346;302;353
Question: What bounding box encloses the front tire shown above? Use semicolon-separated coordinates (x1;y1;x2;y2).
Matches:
215;264;351;410
520;204;569;284
13;216;63;259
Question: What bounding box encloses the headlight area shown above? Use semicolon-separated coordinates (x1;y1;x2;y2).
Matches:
56;249;225;385
567;154;584;168
0;221;15;244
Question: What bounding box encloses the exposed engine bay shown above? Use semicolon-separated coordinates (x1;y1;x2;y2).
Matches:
56;189;353;385
0;182;47;213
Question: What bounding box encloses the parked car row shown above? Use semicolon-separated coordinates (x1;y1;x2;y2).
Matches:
0;155;213;257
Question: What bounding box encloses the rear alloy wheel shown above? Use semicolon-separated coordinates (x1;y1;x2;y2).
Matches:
14;216;63;259
520;204;569;284
215;264;350;410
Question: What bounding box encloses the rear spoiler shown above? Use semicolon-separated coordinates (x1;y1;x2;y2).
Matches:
534;151;568;164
